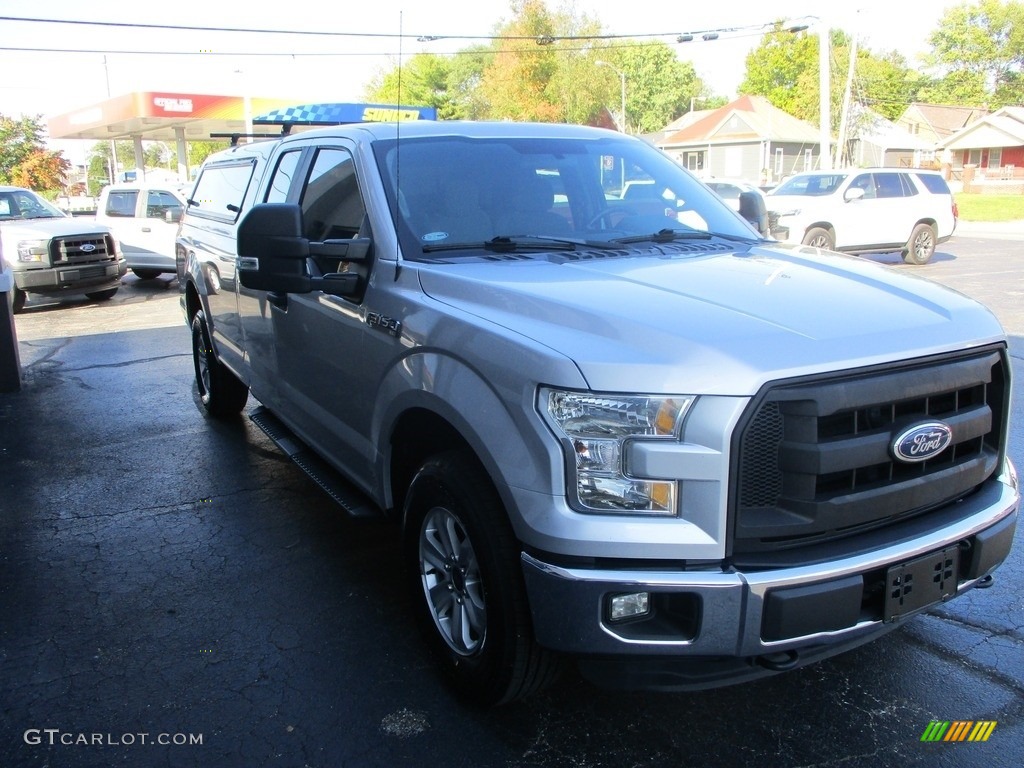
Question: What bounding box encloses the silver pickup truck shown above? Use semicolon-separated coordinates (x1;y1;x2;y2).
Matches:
178;120;1019;706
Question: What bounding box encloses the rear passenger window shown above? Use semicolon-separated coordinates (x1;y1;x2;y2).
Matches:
914;173;952;194
105;190;138;217
189;160;256;223
874;173;905;199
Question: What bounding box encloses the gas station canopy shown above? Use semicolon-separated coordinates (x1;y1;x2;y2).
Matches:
47;92;437;179
47;92;304;143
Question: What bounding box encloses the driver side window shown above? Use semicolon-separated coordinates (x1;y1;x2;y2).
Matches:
299;147;372;299
301;148;367;242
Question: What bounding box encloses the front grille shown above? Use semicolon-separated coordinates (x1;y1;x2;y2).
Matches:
732;346;1008;554
50;234;116;265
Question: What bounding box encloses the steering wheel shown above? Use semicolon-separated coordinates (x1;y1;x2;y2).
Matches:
587;206;640;229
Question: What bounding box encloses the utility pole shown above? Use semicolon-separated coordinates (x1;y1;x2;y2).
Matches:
818;23;831;170
836;30;859;169
104;55;118;184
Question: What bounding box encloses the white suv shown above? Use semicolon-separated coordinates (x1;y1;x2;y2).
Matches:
767;169;958;264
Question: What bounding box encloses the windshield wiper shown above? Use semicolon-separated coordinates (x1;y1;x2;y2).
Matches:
422;235;611;254
610;228;759;245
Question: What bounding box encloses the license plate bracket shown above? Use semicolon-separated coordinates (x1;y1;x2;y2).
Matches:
884;546;959;622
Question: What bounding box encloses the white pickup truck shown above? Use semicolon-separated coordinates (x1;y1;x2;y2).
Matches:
177;120;1019;705
1;185;124;313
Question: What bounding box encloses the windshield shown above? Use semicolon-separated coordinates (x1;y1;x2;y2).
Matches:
372;134;757;259
0;189;66;220
770;174;848;197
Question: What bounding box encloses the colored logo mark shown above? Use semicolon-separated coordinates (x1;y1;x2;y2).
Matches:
920;720;997;742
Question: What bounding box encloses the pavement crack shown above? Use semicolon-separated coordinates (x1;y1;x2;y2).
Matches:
927;605;1024;641
903;624;1024;697
62;353;191;372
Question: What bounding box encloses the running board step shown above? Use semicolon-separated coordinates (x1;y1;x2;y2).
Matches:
250;406;382;519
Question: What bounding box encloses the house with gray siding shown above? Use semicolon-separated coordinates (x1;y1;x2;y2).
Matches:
656;95;822;186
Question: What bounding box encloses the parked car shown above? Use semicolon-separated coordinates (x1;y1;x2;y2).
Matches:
766;169;958;264
178;121;1016;706
705;179;771;237
0;186;124;313
95;182;186;279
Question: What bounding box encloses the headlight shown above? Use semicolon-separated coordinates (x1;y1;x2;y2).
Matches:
542;389;695;515
17;239;49;263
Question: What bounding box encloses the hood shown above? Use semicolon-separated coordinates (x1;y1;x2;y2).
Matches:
0;217;113;241
764;193;818;214
417;243;1005;395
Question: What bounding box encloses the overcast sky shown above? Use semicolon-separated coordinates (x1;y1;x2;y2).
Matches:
0;0;958;159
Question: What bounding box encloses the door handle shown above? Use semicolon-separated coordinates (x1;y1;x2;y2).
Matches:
141;227;152;232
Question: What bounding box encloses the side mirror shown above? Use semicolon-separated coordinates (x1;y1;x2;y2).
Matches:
237;203;366;297
844;187;865;203
738;190;768;236
165;208;183;224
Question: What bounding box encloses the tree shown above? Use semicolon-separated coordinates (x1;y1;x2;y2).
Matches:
10;149;71;192
920;0;1024;107
364;0;713;131
0;114;69;192
366;53;464;119
601;43;704;134
740;25;928;129
739;25;824;122
478;0;574;122
853;51;925;122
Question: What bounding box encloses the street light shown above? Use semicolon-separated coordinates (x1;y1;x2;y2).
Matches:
595;60;626;133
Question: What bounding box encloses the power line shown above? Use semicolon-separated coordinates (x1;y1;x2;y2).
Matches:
0;13;780;44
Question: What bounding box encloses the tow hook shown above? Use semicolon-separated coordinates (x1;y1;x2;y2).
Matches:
757;650;800;671
974;574;995;589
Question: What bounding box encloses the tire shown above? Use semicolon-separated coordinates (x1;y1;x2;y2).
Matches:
85;287;118;301
10;286;26;314
902;223;936;265
132;269;161;280
801;227;835;250
191;310;248;417
404;450;561;706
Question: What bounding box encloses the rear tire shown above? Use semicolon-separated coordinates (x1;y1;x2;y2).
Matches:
85;287;118;301
801;227;835;250
902;223;936;265
132;269;161;280
191;310;248;417
404;450;561;706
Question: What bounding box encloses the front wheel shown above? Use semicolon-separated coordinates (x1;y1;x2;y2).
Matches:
191;310;248;417
404;450;560;706
903;223;936;265
801;227;835;250
85;287;118;301
9;286;26;314
132;269;161;280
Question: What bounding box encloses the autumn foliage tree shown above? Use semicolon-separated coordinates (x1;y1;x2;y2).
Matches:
365;0;708;130
0;114;70;194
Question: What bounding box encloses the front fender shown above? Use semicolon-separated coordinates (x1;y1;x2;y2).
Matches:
374;349;585;540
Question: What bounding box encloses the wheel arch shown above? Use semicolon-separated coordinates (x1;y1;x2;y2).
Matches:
804;221;835;237
377;353;565;540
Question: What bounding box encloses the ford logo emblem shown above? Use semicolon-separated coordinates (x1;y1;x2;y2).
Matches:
892;421;953;463
80;243;96;253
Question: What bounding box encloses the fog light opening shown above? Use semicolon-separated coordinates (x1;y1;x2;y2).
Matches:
609;592;651;622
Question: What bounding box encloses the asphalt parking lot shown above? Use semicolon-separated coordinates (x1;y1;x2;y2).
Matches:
2;235;1022;768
